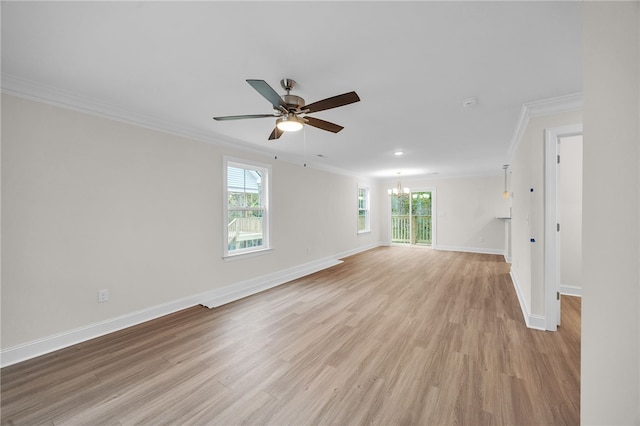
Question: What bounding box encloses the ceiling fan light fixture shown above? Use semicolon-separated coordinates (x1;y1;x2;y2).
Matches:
276;115;304;132
502;164;510;198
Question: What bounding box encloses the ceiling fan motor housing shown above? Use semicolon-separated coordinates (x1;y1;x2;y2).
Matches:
283;94;305;110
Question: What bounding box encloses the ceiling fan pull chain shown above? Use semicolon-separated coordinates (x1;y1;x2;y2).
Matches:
303;126;307;167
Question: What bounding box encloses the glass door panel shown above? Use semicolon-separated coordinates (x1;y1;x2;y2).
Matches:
391;191;432;246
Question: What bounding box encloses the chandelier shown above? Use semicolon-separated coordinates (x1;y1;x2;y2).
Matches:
387;180;410;196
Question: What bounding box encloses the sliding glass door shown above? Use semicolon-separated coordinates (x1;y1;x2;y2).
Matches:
390;191;432;245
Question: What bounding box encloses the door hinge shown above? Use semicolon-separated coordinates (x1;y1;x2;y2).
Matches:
557;223;560;232
557;291;560;301
557;155;560;164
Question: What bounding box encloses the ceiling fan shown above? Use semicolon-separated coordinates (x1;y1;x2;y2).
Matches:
213;79;360;140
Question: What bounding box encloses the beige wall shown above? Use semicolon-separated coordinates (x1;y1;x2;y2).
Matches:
510;110;582;317
0;93;509;359
379;175;507;254
1;94;381;349
582;2;640;424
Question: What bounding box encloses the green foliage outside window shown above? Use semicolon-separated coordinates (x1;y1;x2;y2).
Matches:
228;191;261;209
391;191;432;245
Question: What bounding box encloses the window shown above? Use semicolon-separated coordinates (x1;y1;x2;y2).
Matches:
224;158;271;257
358;186;370;233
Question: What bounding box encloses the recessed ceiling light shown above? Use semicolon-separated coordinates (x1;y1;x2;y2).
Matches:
394;151;404;156
462;97;478;107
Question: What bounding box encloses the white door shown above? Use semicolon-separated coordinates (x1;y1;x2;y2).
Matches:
544;124;582;331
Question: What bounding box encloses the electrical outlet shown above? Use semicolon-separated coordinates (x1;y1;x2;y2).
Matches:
98;289;109;303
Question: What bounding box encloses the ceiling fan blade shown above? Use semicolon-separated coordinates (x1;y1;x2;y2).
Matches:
268;127;284;140
303;91;360;114
213;114;276;121
246;79;287;110
304;116;344;133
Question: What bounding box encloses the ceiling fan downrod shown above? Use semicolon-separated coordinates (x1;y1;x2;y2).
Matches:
280;78;296;94
280;78;305;111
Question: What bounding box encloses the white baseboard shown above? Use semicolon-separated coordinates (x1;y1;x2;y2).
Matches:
527;313;546;330
509;271;546;331
434;245;505;256
202;242;385;308
0;291;205;368
1;243;384;368
335;241;385;260
200;256;343;308
560;285;582;297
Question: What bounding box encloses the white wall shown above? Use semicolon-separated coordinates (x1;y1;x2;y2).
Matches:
1;94;381;355
510;110;582;318
380;175;507;255
582;2;640;424
559;135;582;292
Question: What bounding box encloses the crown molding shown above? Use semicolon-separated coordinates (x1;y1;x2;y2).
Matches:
1;74;362;178
2;75;583;183
3;75;196;137
507;93;583;159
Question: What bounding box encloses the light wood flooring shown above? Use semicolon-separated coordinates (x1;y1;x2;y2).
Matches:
1;247;581;425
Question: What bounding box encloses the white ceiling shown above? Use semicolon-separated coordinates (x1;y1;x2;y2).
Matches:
1;1;582;180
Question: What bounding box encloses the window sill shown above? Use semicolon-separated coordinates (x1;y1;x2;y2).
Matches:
223;247;273;262
357;230;371;235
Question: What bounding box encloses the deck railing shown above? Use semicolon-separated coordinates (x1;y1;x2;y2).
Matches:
228;217;263;245
391;215;432;244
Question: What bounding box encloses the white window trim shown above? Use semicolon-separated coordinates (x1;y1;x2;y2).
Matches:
357;185;371;234
223;156;272;259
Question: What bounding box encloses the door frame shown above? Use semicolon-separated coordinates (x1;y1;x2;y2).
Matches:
388;187;437;247
544;124;582;331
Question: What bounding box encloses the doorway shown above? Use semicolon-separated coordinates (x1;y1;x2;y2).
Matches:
544;124;583;331
390;191;433;246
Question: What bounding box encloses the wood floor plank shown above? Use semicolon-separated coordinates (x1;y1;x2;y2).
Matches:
1;247;581;425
